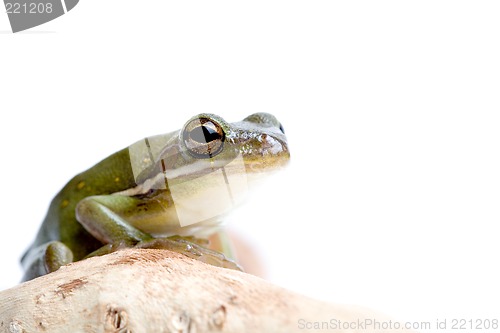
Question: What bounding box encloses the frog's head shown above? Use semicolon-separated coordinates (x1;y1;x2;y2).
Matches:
179;113;290;182
131;113;289;228
132;113;289;187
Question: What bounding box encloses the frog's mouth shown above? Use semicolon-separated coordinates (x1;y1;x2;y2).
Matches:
242;150;290;175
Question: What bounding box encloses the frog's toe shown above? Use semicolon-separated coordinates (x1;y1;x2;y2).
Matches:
21;241;73;281
44;241;74;273
198;253;243;271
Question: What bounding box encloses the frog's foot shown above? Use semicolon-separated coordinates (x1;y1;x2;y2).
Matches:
21;241;73;281
84;242;125;259
136;237;243;271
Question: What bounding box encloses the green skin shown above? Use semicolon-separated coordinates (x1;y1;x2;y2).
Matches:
21;113;289;281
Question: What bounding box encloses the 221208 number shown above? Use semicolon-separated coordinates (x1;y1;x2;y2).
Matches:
5;2;53;14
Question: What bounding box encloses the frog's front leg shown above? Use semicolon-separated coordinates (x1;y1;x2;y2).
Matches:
75;195;153;253
76;195;242;270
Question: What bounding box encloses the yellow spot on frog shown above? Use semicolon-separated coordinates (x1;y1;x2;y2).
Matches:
61;200;69;208
114;177;120;182
77;181;85;190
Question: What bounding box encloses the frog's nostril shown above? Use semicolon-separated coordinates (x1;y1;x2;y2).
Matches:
279;123;285;134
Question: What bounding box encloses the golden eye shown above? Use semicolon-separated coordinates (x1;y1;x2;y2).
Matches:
182;117;225;158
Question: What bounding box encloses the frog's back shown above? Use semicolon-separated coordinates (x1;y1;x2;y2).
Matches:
28;147;137;260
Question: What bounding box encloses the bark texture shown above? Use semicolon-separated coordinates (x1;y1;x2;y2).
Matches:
0;249;410;333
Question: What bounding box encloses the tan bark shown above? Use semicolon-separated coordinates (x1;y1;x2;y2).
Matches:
0;249;411;333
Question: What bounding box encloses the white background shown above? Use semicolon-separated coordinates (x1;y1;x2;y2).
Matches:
1;0;500;327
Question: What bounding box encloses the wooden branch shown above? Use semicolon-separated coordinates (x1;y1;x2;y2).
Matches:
0;249;410;333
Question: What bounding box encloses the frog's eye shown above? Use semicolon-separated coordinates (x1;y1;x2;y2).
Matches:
182;117;225;158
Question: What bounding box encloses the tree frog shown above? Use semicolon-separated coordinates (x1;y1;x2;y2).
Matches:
21;113;289;281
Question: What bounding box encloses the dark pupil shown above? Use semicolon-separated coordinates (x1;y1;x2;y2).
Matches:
189;125;221;143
